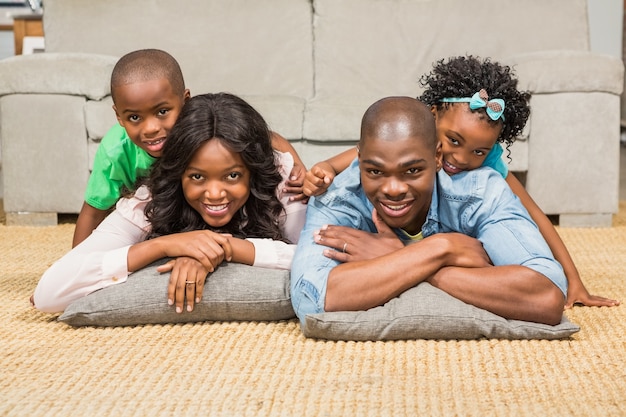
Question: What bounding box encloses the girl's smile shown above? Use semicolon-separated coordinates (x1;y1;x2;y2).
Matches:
433;104;502;175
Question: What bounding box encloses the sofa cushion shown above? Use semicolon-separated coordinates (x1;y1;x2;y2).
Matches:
59;261;295;327
44;0;314;99
302;283;580;341
241;95;306;140
304;0;591;141
85;96;117;141
0;53;117;100
509;50;625;94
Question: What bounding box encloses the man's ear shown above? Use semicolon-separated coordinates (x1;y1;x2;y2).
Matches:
434;140;443;172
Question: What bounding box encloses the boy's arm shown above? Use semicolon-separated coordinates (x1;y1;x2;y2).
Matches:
270;131;308;201
303;147;358;197
505;173;619;308
72;202;111;247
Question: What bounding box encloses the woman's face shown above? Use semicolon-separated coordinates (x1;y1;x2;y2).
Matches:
182;138;251;228
433;104;502;175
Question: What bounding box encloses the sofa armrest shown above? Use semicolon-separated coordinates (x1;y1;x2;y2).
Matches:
507;50;624;95
504;50;623;225
0;53;119;100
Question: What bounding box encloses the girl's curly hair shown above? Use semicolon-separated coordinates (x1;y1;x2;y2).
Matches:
418;55;530;147
144;93;285;242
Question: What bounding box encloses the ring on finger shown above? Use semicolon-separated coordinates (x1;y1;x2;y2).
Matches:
185;281;195;285
342;242;348;253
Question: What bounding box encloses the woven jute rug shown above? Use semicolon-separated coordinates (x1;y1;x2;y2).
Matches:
1;202;625;416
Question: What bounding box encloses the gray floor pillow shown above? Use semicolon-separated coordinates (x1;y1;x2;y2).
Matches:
59;260;295;327
302;282;580;341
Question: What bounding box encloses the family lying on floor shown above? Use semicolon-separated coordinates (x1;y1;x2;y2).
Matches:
31;49;619;337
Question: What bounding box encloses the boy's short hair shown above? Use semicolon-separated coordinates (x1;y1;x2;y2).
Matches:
110;49;186;103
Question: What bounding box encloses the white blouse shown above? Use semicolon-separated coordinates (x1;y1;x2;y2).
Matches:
34;151;307;313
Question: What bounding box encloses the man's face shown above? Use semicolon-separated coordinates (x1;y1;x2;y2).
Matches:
359;135;441;235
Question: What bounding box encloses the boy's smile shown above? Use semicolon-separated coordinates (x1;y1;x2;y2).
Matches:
113;77;189;158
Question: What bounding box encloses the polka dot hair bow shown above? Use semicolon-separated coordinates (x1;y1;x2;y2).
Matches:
440;89;505;121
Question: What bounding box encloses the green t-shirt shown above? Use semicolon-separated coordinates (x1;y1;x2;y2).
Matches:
85;124;156;210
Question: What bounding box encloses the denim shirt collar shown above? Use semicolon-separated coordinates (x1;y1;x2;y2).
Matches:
421;171;445;238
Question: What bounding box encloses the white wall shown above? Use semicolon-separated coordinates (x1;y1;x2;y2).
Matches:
0;30;14;59
588;0;623;58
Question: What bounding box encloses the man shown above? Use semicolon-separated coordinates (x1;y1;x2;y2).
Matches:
290;96;566;327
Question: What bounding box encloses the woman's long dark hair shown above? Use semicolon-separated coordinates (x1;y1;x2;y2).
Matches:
144;93;285;241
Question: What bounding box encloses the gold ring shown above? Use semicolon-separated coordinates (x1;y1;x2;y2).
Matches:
342;242;348;253
185;281;195;285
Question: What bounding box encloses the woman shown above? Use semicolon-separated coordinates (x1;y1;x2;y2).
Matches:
33;93;307;314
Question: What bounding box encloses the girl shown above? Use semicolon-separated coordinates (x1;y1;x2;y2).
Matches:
302;55;619;309
33;93;307;314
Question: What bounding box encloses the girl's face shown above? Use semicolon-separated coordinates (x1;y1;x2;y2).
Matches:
182;138;251;228
433;104;503;175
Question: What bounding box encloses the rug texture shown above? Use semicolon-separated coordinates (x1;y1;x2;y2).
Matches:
1;202;625;416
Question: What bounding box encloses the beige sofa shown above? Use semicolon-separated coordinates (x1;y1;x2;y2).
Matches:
0;0;623;227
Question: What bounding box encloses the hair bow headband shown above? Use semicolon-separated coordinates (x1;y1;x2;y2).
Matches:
440;89;505;121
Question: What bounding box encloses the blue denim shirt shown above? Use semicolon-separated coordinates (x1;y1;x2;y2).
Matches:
290;158;567;324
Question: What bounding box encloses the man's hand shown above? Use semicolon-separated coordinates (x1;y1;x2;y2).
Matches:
314;209;404;262
432;233;492;268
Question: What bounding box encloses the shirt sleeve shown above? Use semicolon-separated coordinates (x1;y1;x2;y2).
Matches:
33;190;151;313
249;238;296;270
85;145;125;210
274;150;307;244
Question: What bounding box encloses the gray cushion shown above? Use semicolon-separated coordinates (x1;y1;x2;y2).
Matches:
302;283;580;341
59;260;295;327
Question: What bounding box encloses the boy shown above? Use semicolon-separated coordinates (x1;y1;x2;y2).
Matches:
290;96;566;327
73;49;305;247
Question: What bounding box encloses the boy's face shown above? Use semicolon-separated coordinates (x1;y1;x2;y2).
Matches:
433;104;502;175
113;77;190;158
359;134;442;235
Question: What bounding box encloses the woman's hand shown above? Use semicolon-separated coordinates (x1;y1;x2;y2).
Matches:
158;230;233;272
158;257;209;314
314;209;405;262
